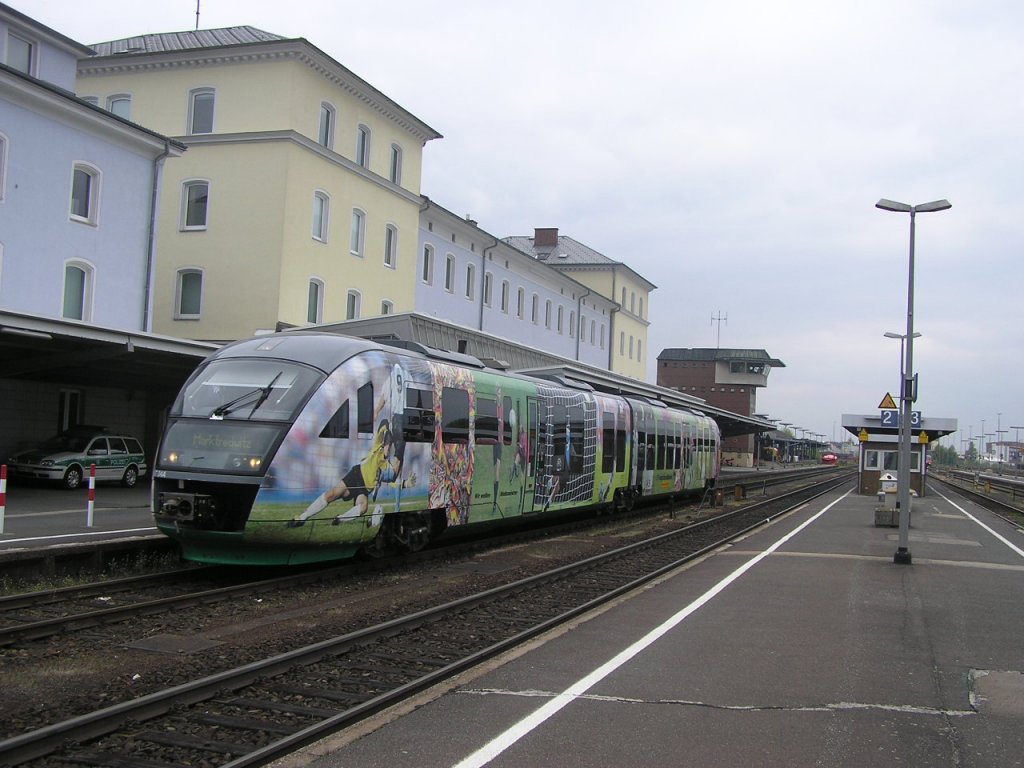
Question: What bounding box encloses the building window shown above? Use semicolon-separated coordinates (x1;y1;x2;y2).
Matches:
346;290;361;320
70;164;100;224
557;306;564;333
580;314;586;340
483;272;493;307
106;94;131;119
621;287;627;307
384;225;398;268
381;299;393;315
181;181;209;230
545;300;552;329
630;292;636;313
62;261;93;321
307;279;324;324
500;280;510;313
6;32;33;75
318;102;335;148
0;133;8;202
600;324;606;349
629;335;635;358
531;294;539;324
591;319;596;344
422;244;434;284
389;144;403;184
637;340;642;362
445;254;455;291
175;268;203;319
465;263;476;300
356;124;370;167
569;311;576;337
516;288;525;319
188;88;215;135
312;191;329;242
350;209;365;256
639;297;644;319
620;331;625;355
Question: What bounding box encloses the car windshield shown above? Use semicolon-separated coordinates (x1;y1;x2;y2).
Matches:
38;434;91;453
173;359;322;422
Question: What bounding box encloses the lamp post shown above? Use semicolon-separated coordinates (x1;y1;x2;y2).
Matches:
876;197;951;565
1012;426;1024;469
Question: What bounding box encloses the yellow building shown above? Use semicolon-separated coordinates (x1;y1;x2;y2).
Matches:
504;228;654;380
77;27;441;341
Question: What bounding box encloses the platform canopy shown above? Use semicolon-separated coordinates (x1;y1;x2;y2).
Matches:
841;413;958;444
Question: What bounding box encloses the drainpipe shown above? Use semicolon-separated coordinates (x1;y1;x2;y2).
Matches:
575;288;591;361
608;267;620;372
143;140;172;333
479;236;498;331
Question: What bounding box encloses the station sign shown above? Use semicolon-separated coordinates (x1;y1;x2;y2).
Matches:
880;410;922;428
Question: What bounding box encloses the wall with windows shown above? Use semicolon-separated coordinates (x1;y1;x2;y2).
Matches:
79;41;435;341
0;71;167;330
416;206;614;368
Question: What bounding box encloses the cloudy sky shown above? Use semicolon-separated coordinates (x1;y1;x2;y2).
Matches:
16;0;1022;452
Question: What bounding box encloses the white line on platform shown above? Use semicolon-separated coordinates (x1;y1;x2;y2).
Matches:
451;488;854;768
933;488;1024;559
0;528;157;545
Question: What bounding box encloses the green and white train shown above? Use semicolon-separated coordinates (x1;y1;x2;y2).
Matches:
153;332;720;565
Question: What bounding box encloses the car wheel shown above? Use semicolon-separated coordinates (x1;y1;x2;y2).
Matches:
121;466;139;488
63;466;83;490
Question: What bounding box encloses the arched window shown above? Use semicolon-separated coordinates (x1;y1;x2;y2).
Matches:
500;280;510;313
445;254;456;291
0;132;9;203
346;289;361;320
70;163;100;224
106;94;131;119
557;306;564;333
465;263;476;300
384;224;398;267
350;208;366;256
181;180;209;230
356;124;371;167
307;278;324;324
483;273;493;307
312;191;329;242
422;244;434;284
531;294;539;324
188;88;215;134
389;143;403;184
62;261;94;321
318;102;335;148
545;300;552;329
175;268;203;319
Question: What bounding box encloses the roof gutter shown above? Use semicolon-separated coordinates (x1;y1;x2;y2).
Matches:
143;139;173;333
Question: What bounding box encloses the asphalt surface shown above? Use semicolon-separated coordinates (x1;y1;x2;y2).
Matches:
0;478;155;548
279;483;1024;768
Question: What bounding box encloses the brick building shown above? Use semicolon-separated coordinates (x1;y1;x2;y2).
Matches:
657;348;784;466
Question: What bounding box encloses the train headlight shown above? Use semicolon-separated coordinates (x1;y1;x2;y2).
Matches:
166;451;180;464
229;455;263;472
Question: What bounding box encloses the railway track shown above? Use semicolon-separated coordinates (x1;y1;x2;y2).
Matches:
0;467;839;647
931;472;1024;525
0;472;853;767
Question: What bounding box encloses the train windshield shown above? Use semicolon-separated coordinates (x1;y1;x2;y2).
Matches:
173;359;323;422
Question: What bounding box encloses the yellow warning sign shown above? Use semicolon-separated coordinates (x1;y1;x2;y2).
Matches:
859;428;870;442
878;393;897;410
919;431;929;444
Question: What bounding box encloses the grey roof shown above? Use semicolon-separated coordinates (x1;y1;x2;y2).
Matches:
504;234;617;266
89;26;284;56
659;348;786;367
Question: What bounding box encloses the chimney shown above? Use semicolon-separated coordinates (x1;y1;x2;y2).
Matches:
534;227;559;247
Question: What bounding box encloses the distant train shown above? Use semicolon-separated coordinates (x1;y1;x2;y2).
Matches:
152;333;721;565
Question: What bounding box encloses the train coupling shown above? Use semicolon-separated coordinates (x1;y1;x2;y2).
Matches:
158;491;215;522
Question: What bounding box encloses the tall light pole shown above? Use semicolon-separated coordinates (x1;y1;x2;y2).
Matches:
876;197;951;565
1012;426;1024;468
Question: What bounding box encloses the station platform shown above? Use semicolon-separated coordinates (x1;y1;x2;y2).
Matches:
277;481;1024;768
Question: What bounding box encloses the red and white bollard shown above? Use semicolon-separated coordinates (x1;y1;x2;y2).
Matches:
0;464;7;535
86;463;96;528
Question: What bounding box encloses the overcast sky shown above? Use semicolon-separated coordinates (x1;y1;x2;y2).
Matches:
16;0;1023;451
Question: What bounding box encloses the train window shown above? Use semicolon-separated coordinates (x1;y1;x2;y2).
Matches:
656;426;666;470
529;399;538;476
320;400;350;439
441;387;469;444
503;396;513;445
569;404;585;473
551;404;568;472
602;411;616;473
357;382;374;434
477;397;498;444
616;419;627;470
403;388;434;442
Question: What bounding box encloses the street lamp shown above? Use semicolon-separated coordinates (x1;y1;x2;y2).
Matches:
876;197;951;565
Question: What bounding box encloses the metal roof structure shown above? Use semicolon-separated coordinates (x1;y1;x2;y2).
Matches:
659;347;786;367
304;312;773;438
841;413;958;443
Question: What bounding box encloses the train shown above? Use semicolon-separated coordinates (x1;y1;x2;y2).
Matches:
152;332;721;565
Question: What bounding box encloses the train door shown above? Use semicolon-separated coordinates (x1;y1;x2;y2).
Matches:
526;397;543;513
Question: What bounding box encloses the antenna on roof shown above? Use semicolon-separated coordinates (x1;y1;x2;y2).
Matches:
711;311;728;348
195;0;201;30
